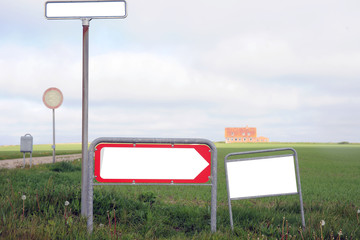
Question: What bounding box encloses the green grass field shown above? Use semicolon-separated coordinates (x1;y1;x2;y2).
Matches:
0;143;82;160
0;142;359;239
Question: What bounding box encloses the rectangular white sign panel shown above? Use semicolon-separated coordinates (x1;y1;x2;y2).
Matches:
45;1;127;19
226;155;298;199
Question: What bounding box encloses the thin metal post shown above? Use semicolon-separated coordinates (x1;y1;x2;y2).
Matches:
224;159;234;230
81;18;91;216
30;152;32;168
87;149;94;232
52;108;56;164
23;152;25;168
294;151;306;229
210;146;217;233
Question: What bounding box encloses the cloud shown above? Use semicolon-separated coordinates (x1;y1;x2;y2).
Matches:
1;43;359;144
198;33;360;80
0;44;81;99
1;0;360;144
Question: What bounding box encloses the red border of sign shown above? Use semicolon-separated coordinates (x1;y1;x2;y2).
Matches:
43;87;63;109
94;143;211;183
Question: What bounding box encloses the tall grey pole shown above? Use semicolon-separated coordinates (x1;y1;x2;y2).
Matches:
52;108;56;164
44;1;127;219
81;18;91;216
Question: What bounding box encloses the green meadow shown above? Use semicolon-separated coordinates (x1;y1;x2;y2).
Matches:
0;143;82;160
0;142;359;239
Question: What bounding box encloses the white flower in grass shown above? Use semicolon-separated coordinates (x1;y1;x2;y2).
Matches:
65;201;70;206
338;230;343;236
357;209;360;214
21;195;26;200
320;220;325;226
99;223;104;228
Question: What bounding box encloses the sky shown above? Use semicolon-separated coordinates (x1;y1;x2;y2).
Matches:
1;0;360;145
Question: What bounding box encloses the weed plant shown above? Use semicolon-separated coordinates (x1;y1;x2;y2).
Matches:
0;143;359;239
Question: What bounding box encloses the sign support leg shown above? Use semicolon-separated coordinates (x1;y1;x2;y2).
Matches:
224;159;234;230
87;149;94;232
210;149;217;233
294;151;306;229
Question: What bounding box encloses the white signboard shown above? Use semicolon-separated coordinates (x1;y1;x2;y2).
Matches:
45;0;127;19
226;155;298;199
94;143;212;183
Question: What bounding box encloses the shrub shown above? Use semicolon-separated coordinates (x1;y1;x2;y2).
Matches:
50;161;81;172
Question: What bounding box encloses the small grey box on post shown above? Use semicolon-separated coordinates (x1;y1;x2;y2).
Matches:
20;134;33;153
20;134;33;168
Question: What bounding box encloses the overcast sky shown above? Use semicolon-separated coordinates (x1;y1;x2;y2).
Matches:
1;0;360;145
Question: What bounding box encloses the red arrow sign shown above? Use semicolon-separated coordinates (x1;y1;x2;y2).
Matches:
94;143;211;183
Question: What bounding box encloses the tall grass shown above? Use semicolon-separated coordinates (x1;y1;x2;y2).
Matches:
0;143;359;239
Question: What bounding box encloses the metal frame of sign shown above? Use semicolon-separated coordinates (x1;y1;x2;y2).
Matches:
86;137;217;233
224;148;305;230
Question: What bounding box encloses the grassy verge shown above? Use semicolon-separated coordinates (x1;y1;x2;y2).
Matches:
0;143;359;239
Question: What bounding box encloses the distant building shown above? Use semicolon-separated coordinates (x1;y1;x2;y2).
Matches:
225;126;269;143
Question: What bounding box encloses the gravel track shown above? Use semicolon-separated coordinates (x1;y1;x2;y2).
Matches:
0;154;82;169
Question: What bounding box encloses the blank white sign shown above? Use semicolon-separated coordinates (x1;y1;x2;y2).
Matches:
226;155;298;199
100;147;209;180
45;1;126;19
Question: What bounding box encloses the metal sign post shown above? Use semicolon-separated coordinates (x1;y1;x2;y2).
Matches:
45;0;127;217
52;109;56;163
43;87;63;164
81;17;90;217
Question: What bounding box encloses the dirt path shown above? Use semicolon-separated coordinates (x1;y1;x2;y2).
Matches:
0;154;82;169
